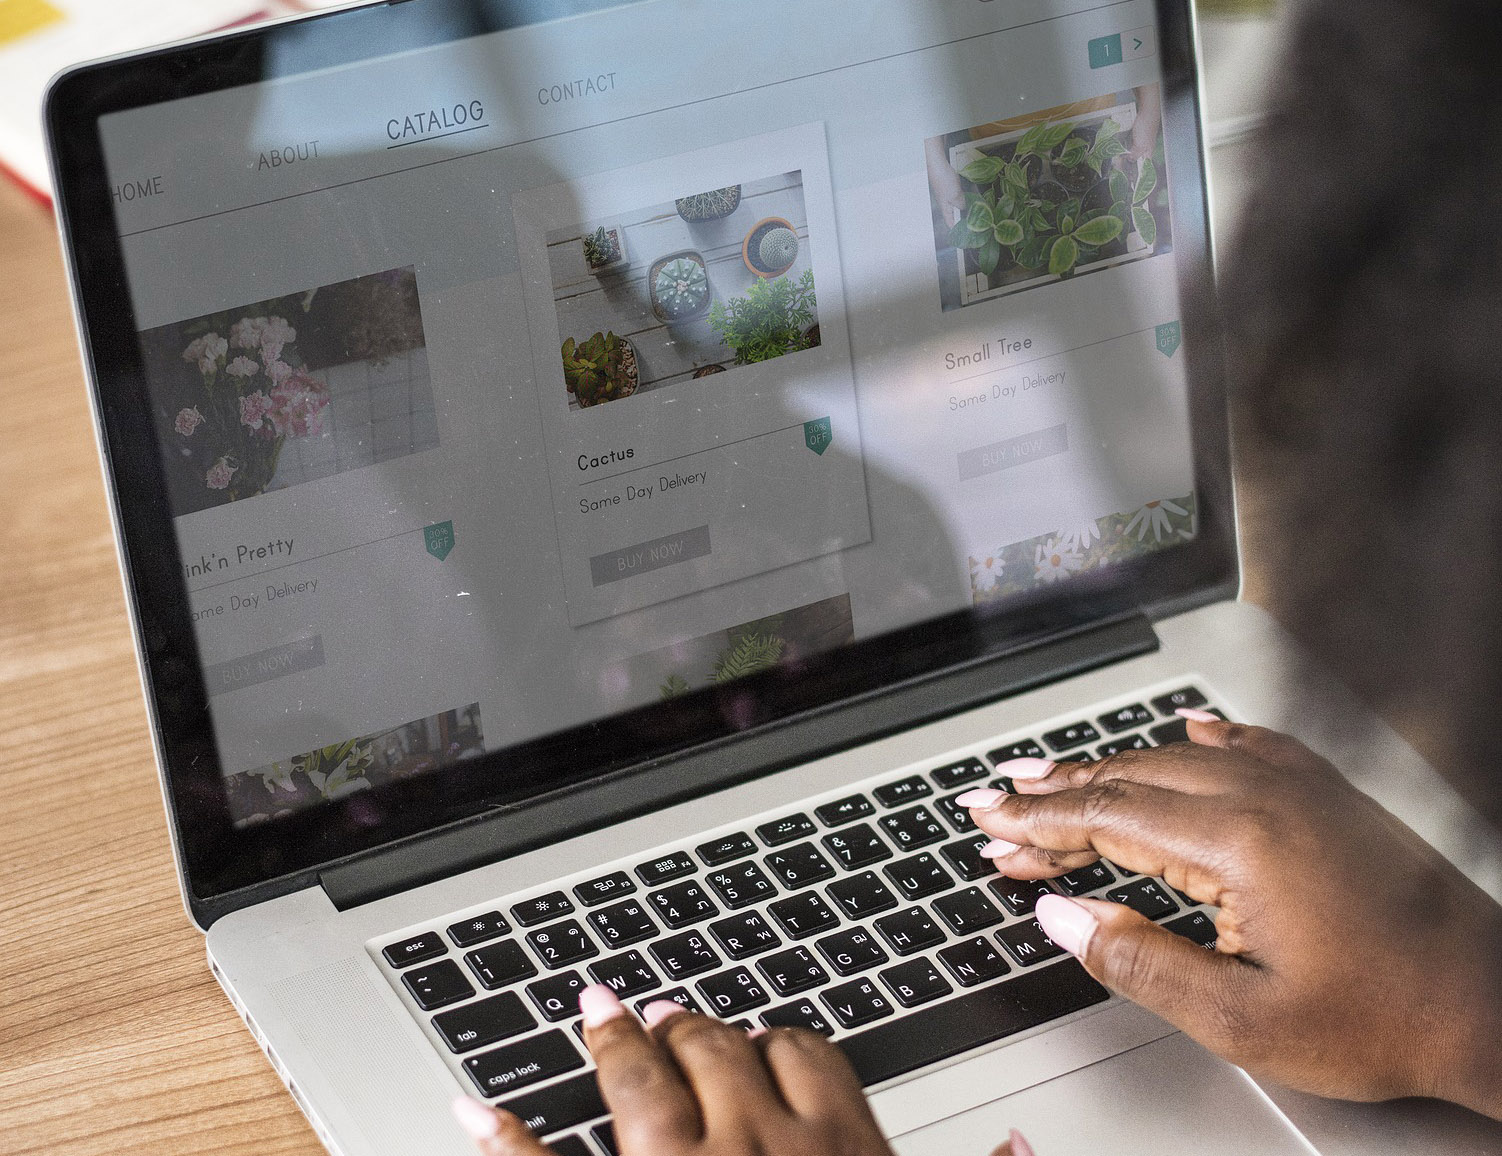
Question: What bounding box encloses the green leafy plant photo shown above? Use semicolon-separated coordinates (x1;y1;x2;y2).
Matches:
709;270;818;365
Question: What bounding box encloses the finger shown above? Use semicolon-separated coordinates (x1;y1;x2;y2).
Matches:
649;1000;790;1128
1181;717;1339;782
1035;895;1264;1058
581;988;702;1149
976;835;1102;880
450;1097;553;1156
989;1129;1038;1156
754;1027;886;1138
992;747;1238;798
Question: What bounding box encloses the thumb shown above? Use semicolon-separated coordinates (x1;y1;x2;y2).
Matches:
1035;895;1257;1049
450;1097;554;1156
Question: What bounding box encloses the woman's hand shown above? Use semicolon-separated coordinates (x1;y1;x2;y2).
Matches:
451;989;899;1156
961;716;1502;1118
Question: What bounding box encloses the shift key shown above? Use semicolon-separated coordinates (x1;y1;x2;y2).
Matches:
464;1029;584;1098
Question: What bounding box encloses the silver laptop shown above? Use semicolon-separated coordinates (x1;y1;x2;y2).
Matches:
46;0;1323;1152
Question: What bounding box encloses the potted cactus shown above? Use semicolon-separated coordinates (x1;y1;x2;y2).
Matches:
743;217;800;278
648;251;712;323
562;331;639;408
675;186;742;222
581;224;627;273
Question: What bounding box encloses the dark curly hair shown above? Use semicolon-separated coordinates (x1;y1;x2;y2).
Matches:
1222;0;1502;825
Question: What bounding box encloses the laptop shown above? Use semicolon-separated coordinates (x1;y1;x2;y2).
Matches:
45;0;1327;1152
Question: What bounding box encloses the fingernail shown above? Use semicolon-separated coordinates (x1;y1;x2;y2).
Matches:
1010;1128;1037;1156
1035;894;1098;957
979;838;1022;858
451;1096;501;1141
955;788;1004;809
747;1026;768;1038
998;757;1055;781
579;983;626;1028
641;1000;689;1027
1176;707;1219;723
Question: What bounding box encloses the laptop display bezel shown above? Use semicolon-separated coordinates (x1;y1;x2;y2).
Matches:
45;0;1237;923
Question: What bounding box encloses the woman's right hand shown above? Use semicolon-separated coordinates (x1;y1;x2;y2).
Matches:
961;717;1502;1119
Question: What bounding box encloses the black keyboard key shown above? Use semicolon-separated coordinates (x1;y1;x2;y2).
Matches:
1097;734;1151;758
464;1029;583;1098
989;776;1017;793
1098;704;1154;734
433;992;536;1054
873;776;932;808
764;843;837;890
1057;752;1094;764
697;966;771;1015
933;793;978;833
937;936;1011;987
880;958;952;1008
498;1072;605;1138
988;739;1046;764
815;927;889;976
649;880;719;929
874;907;946;956
758;946;829;996
591;1121;620;1156
636;850;696;886
884;853;954;900
708;911;782;960
1151;686;1208;715
756;813;818;846
635;986;704;1016
769;891;841;939
587;950;660;999
466;940;538;990
527;920;597;970
815;794;876;827
1149;719;1190;746
1042;722;1100;752
930;758;989;791
447;912;511;949
826;871;898;919
760;999;835;1036
940;833;996;882
402;960;474;1011
651;930;721;980
697;832;756;866
879;805;947;851
548;1137;593;1156
383;931;445;969
706;861;778;909
511;892;575;928
821;978;894;1029
931;887;1004;935
995;919;1065;966
1106;878;1179;920
821;824;893;870
574;871;636;908
989;878;1053;916
839;960;1108;1085
1166;910;1219;949
1056;862;1116;896
526;971;587;1021
586;898;658;949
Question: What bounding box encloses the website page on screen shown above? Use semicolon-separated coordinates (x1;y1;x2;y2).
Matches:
96;0;1196;826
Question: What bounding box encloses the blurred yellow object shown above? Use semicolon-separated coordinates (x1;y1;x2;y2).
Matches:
0;0;63;46
1198;0;1277;14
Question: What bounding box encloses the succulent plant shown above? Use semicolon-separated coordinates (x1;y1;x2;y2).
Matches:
758;227;799;272
582;226;619;269
675;186;742;222
653;256;709;318
562;331;637;407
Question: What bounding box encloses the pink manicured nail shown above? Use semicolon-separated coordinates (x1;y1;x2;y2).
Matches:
451;1096;501;1140
955;788;1004;808
998;757;1055;781
979;838;1022;858
747;1026;768;1038
1035;894;1098;956
1009;1128;1037;1156
579;983;627;1028
641;1000;689;1027
1176;707;1219;723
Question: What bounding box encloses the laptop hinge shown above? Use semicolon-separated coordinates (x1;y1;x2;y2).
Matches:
319;612;1158;912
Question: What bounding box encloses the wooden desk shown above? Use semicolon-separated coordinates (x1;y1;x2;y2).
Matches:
0;177;322;1153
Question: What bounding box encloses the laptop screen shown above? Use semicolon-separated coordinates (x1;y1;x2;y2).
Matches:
56;0;1230;900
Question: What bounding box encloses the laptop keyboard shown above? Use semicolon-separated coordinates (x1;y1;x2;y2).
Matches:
374;681;1225;1152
